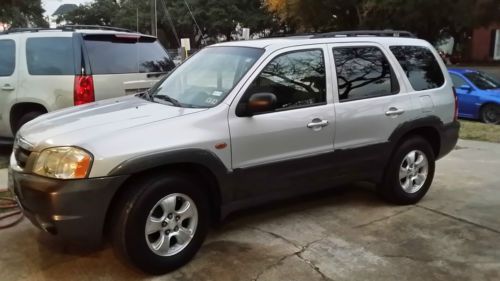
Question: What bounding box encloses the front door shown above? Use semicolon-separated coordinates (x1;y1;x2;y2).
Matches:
0;36;18;138
228;45;336;199
450;73;478;117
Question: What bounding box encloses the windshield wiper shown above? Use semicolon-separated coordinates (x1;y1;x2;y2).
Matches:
153;94;183;107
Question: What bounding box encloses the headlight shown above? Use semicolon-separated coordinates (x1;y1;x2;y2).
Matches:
33;147;93;179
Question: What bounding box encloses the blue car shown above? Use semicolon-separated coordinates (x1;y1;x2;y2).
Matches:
448;68;500;124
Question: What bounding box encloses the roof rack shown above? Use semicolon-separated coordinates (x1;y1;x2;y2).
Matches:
1;25;133;34
312;30;416;39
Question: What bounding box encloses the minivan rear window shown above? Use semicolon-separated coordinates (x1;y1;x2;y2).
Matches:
26;37;75;75
389;46;444;91
83;35;175;75
0;40;15;77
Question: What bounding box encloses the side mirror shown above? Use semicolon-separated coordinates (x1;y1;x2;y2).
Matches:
237;92;277;117
458;84;472;93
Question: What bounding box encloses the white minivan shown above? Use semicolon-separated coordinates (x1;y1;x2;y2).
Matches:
0;25;175;142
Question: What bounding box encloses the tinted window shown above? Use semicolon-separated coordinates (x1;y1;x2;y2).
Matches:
0;40;15;76
245;49;326;111
138;42;175;73
450;73;468;88
390;46;444;91
84;36;175;74
464;72;500;90
333;47;398;102
26;37;74;75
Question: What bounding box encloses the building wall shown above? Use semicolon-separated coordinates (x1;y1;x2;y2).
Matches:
471;23;500;62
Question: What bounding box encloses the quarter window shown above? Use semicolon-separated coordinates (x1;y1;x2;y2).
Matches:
390;46;445;91
0;40;15;77
26;37;74;75
245;49;326;111
333;46;399;102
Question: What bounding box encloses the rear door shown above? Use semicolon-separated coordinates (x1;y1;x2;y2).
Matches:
0;35;18;137
82;34;175;100
329;43;415;150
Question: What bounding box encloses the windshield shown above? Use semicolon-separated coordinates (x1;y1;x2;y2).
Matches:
149;46;264;108
464;72;500;90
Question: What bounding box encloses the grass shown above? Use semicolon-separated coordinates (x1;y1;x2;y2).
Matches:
459;120;500;143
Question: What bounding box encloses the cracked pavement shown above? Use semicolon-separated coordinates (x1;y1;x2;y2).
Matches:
1;139;500;280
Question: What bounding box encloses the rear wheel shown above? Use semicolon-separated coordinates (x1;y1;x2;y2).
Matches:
13;111;45;134
111;173;209;274
378;136;435;205
480;104;500;124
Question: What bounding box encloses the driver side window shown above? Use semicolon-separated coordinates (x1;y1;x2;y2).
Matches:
245;49;326;111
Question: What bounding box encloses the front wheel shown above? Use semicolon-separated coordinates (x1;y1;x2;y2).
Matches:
378;136;435;205
480;104;500;125
111;173;210;274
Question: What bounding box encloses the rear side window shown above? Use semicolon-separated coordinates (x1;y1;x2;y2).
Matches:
333;46;399;102
390;46;444;91
26;37;74;75
0;40;15;76
84;35;175;74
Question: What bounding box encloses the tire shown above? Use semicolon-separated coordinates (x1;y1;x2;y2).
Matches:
111;173;210;275
480;104;500;125
13;111;45;134
378;136;435;205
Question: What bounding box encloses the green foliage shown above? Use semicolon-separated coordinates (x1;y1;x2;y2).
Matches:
58;0;275;48
265;0;500;43
0;0;48;28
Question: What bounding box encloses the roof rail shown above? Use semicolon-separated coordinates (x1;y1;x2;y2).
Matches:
1;25;134;35
312;30;416;39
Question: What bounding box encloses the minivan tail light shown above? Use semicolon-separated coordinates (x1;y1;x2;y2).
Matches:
74;75;95;105
452;87;458;121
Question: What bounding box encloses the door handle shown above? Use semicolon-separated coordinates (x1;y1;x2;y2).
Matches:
385;107;405;117
1;84;15;91
307;118;329;129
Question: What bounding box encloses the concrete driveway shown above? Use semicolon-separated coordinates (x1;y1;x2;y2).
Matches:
1;139;499;281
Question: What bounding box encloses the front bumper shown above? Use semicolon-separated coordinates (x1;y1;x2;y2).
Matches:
9;169;128;246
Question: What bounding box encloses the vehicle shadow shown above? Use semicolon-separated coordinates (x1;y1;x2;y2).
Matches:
18;182;384;279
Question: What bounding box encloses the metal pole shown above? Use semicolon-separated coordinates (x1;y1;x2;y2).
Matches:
154;0;158;37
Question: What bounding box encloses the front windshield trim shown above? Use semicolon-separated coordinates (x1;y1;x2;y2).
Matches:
148;46;265;108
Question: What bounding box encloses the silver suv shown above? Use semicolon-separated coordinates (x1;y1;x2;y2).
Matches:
9;31;459;274
0;25;174;142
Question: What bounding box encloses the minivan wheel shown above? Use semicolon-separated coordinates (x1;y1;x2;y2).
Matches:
14;111;45;134
480;104;500;124
378;136;435;205
111;173;209;275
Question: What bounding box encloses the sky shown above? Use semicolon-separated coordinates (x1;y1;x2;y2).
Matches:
42;0;91;17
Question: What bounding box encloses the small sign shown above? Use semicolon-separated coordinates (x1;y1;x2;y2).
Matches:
242;28;250;40
181;38;191;51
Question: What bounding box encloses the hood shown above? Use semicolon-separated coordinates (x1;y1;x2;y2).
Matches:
20;95;207;150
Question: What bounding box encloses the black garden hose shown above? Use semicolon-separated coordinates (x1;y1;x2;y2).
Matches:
0;193;23;229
